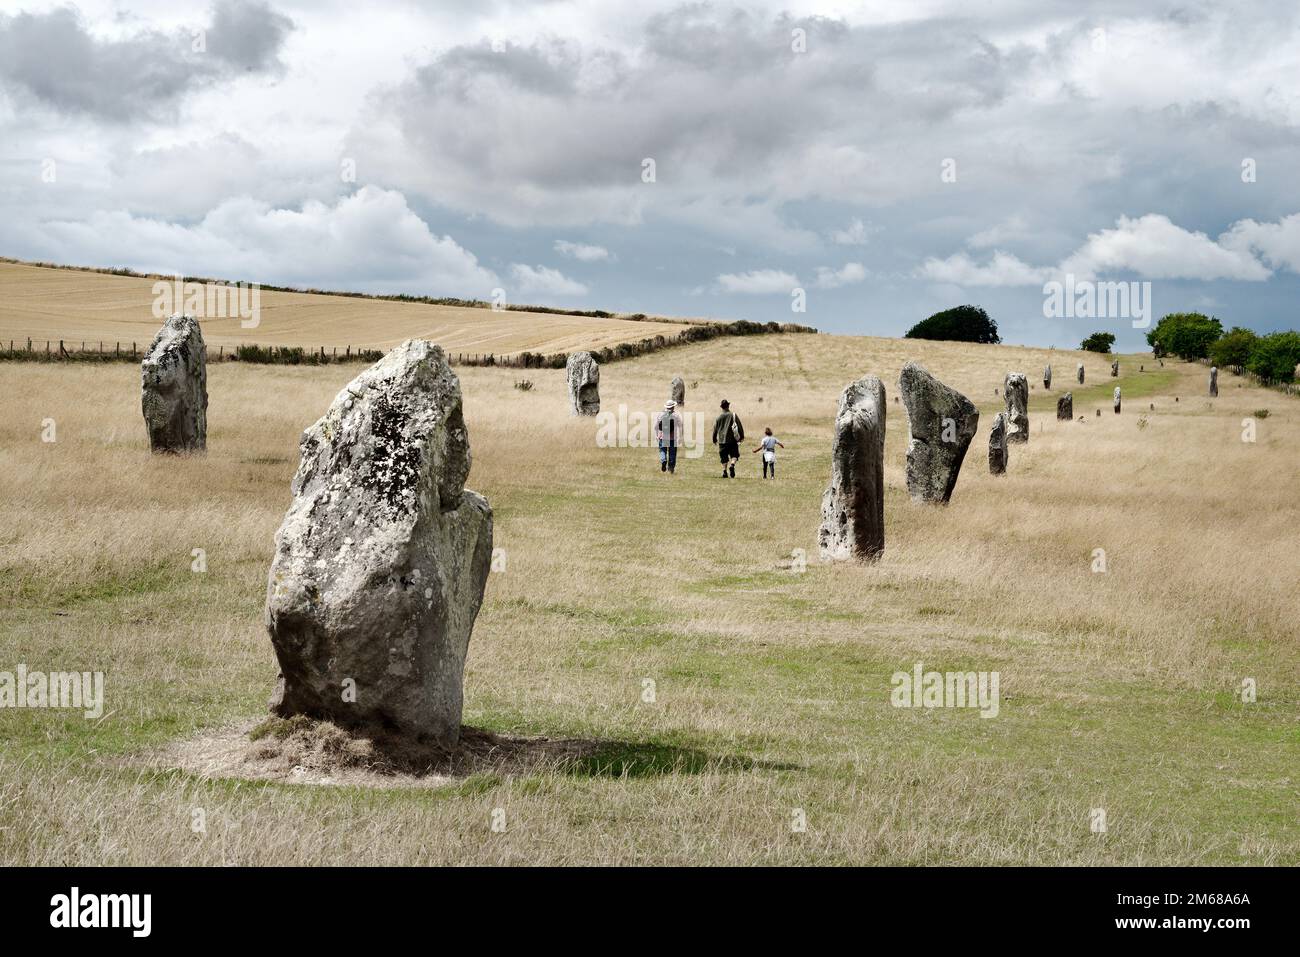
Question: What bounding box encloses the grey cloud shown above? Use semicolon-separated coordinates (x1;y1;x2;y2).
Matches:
0;1;293;122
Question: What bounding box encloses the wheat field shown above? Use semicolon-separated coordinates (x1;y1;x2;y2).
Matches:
0;261;687;355
1;329;1296;865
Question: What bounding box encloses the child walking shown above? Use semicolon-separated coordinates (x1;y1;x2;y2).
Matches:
752;428;784;479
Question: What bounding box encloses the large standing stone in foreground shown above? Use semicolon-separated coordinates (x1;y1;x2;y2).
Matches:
1209;366;1218;397
141;314;207;453
1004;372;1029;443
1077;362;1085;384
898;362;979;503
671;375;686;407
265;339;493;747
1043;364;1052;389
1113;386;1122;414
818;375;886;563
988;412;1008;475
567;351;600;415
1057;392;1073;420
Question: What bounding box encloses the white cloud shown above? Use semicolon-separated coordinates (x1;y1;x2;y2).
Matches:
967;214;1031;250
715;269;798;294
553;239;612;262
1060;214;1270;281
509;263;588;297
919;251;1053;287
814;262;868;289
1222;213;1300;274
926;213;1276;287
20;185;498;295
830;218;878;246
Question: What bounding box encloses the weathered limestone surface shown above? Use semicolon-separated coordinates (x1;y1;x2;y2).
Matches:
567;352;601;415
141;314;207;453
265;339;493;747
898;361;979;503
1057;392;1073;421
1043;364;1052;389
1111;359;1120;377
1209;366;1218;397
1004;372;1029;443
988;412;1008;475
671;376;686;406
1113;386;1122;414
1077;363;1085;384
818;375;886;562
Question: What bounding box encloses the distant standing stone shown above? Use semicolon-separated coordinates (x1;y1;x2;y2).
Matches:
265;340;493;748
566;351;600;415
1110;359;1119;377
898;361;979;504
1077;362;1085;384
671;375;686;407
1209;366;1218;397
141;314;207;453
819;375;886;563
1004;372;1029;444
988;412;1009;475
1113;386;1122;414
1043;364;1052;389
1057;392;1073;420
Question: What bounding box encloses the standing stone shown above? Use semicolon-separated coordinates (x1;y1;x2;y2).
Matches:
566;352;600;415
141;314;207;453
1057;392;1073;421
265;339;493;748
898;362;979;504
670;375;686;407
988;412;1008;475
1209;366;1218;397
1110;359;1119;377
818;375;886;563
1077;362;1085;384
1003;372;1029;444
1113;386;1122;414
1043;364;1052;389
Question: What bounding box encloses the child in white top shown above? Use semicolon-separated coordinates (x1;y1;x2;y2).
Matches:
751;428;784;479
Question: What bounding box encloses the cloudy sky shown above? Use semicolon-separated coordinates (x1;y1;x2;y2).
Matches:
2;0;1299;347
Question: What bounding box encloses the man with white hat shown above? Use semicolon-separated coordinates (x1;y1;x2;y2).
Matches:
655;398;684;474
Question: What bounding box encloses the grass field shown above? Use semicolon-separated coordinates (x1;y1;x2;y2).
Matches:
1;330;1296;865
0;261;688;355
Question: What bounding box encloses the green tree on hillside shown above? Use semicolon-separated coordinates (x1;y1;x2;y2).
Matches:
1146;313;1223;360
905;305;1000;344
1245;331;1300;381
1208;327;1259;370
1080;332;1116;353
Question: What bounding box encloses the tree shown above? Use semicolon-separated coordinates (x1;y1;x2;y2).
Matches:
1080;332;1116;354
1146;313;1223;360
1245;331;1300;382
1208;327;1259;370
905;305;1000;344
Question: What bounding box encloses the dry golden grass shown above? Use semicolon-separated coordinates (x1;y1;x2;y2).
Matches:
0;261;686;354
1;331;1295;865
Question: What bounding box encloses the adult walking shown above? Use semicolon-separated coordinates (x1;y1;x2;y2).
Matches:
712;398;744;478
656;399;683;474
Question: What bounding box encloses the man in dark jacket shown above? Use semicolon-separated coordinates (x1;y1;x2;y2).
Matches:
712;399;744;478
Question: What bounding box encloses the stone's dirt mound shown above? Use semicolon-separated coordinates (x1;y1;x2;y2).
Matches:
147;716;603;789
